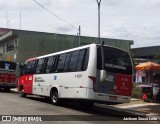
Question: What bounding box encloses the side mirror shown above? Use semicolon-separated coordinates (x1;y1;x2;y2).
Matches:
100;70;106;82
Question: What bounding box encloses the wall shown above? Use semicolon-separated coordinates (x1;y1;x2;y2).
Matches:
0;29;133;63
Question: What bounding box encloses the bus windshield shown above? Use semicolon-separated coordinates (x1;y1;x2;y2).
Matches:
97;46;132;75
0;61;17;72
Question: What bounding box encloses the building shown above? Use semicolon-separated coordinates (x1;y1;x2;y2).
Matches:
132;46;160;83
0;28;11;36
0;28;133;64
132;46;160;64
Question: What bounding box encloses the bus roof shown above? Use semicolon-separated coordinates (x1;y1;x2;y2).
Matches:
26;43;129;62
26;44;95;61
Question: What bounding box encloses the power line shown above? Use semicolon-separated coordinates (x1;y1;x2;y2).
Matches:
32;0;78;30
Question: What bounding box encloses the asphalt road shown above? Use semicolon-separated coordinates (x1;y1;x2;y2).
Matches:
0;89;159;124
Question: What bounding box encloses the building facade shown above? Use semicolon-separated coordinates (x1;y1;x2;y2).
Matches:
0;28;133;64
132;46;160;64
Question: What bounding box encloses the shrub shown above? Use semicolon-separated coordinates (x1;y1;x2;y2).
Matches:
131;83;143;99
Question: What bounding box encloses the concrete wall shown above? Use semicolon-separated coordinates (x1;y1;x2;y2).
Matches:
0;29;133;63
15;31;79;63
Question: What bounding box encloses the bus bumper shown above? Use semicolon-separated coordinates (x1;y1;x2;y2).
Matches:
0;82;16;88
94;93;131;104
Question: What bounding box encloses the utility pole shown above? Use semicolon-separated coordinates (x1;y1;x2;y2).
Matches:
96;0;101;44
6;11;9;28
20;12;21;30
78;25;81;46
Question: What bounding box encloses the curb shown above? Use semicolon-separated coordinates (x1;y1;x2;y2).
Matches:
131;98;141;101
116;103;159;109
95;103;147;116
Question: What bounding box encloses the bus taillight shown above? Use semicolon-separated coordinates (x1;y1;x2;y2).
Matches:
88;76;96;92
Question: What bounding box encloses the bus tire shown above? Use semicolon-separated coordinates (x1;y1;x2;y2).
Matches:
50;88;61;105
20;88;26;97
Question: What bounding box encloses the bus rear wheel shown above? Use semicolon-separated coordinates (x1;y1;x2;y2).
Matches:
50;89;61;105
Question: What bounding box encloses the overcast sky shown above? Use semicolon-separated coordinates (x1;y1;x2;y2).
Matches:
0;0;160;48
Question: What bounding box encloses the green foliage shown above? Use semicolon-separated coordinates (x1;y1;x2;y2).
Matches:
131;83;143;99
154;54;160;59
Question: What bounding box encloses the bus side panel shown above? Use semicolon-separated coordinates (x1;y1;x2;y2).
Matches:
59;72;85;98
83;45;97;100
7;74;16;84
0;73;16;83
32;74;51;96
18;75;33;94
32;72;86;98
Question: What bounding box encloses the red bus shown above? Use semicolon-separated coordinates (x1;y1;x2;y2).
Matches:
0;61;18;91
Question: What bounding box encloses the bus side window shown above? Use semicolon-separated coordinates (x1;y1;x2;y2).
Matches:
56;54;66;72
83;48;89;71
68;50;80;72
28;60;37;74
77;49;86;71
63;53;71;72
33;60;37;73
20;60;35;75
27;61;32;73
35;58;45;74
45;56;56;73
20;64;28;75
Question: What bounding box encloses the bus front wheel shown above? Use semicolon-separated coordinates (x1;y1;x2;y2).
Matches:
20;88;26;97
50;89;61;105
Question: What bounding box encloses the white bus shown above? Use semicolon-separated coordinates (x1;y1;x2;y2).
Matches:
18;43;133;106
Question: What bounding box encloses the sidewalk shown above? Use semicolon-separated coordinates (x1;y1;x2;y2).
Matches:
111;98;160;116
